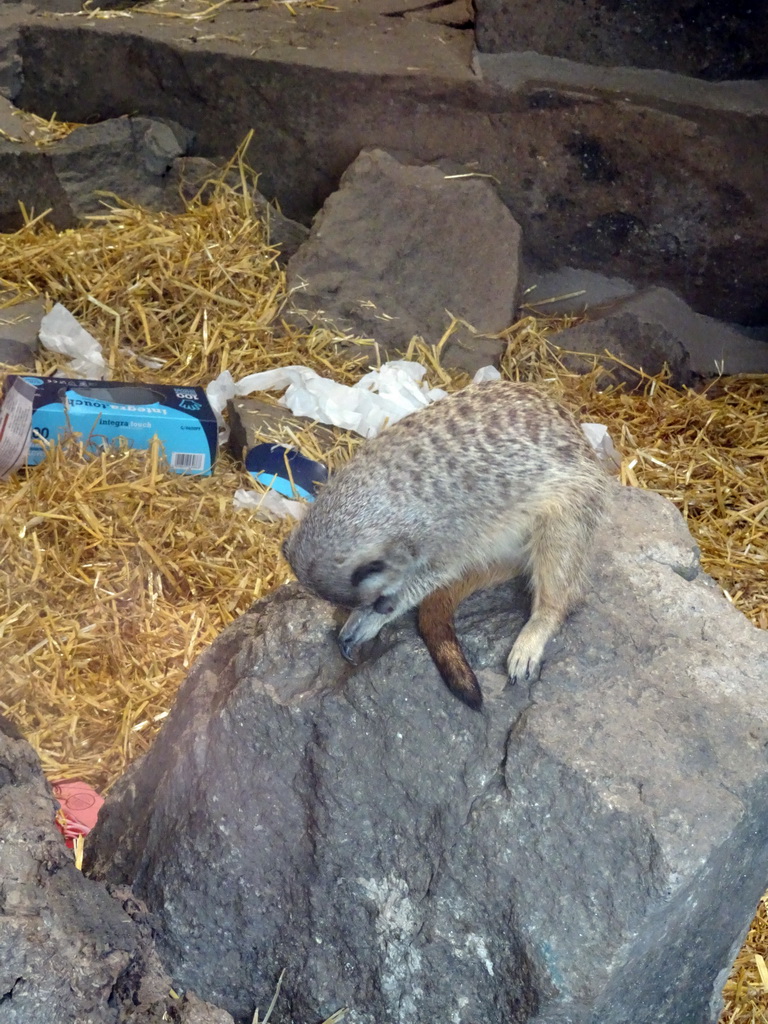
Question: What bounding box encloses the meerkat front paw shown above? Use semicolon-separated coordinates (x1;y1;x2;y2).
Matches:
506;611;563;685
506;641;544;685
338;607;386;663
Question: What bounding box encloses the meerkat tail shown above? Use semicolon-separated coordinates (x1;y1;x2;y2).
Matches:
418;566;517;711
418;585;483;710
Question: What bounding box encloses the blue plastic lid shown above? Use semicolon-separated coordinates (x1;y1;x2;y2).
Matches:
245;443;328;501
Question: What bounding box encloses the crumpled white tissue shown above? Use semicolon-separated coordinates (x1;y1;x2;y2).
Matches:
581;422;622;467
38;304;108;379
471;364;501;383
207;360;500;445
233;487;307;521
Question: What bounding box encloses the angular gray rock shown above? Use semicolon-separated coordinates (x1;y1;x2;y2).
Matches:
521;266;636;317
50;117;194;219
474;0;768;80
0;94;30;142
0;337;32;365
166;992;235;1024
0;713;136;1023
0;138;70;231
550;286;768;386
287;148;521;372
85;486;768;1024
166;155;223;205
226;396;335;462
248;188;310;266
0;291;44;366
0;715;234;1024
0;14;21;102
0;113;194;230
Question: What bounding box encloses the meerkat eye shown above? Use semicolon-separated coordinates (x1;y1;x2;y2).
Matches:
351;560;386;587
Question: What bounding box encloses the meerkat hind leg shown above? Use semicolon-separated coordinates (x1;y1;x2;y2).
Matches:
507;511;590;685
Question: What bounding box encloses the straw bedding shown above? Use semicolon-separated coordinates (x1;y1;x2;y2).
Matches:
0;151;765;1021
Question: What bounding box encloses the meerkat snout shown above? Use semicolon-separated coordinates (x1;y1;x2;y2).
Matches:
282;379;608;709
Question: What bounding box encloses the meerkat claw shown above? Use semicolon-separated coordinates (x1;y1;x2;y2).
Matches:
338;609;375;663
507;651;542;686
338;636;360;664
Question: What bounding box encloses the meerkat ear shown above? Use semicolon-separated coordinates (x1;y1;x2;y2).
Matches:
381;537;418;570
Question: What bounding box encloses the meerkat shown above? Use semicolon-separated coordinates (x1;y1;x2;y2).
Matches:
282;380;609;710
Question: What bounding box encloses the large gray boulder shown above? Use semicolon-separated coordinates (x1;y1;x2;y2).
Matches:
287;148;521;372
0;715;138;1024
85;486;768;1024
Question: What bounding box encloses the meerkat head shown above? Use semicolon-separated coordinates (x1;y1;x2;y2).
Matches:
347;540;418;611
283;530;419;611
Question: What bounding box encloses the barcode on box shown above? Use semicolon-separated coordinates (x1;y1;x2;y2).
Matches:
170;452;206;472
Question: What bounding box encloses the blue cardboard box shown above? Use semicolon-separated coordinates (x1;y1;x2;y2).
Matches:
0;375;218;475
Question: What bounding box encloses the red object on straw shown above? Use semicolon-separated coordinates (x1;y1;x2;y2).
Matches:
51;779;104;848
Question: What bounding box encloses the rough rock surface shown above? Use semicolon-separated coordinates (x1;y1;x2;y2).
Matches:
0;715;134;1024
287;148;521;372
85;486;768;1024
0;138;68;231
0;17;21;102
251;194;309;266
2;3;766;323
166;992;235;1024
474;0;768;80
0;336;32;366
0;714;234;1024
0;292;44;367
0;94;31;143
550;286;768;385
